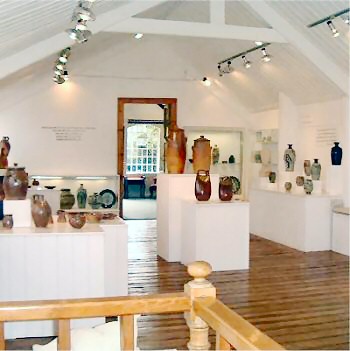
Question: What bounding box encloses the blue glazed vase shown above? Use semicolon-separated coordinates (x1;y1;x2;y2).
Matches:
77;184;87;209
331;142;342;166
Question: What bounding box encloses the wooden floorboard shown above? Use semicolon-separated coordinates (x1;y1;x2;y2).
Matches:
6;219;349;350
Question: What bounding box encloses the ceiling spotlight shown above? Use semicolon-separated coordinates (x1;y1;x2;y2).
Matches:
242;55;251;69
261;47;271;62
201;77;211;87
344;16;350;24
134;33;144;39
55;61;65;71
73;6;96;21
66;28;91;43
58;47;70;63
63;71;69;81
75;19;88;31
218;64;224;77
255;41;263;46
327;20;340;37
54;67;64;76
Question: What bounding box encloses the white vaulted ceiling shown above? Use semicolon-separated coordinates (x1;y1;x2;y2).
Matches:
0;0;348;112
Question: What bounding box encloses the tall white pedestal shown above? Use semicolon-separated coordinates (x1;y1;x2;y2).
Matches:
250;188;342;252
332;207;349;256
157;173;219;262
181;200;249;271
3;199;31;227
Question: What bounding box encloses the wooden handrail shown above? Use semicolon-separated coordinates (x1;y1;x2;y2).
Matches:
0;293;190;322
194;297;284;350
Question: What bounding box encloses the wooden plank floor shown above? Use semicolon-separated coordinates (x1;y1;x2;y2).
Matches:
6;219;349;350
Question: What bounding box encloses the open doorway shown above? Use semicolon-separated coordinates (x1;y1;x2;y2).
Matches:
117;98;177;218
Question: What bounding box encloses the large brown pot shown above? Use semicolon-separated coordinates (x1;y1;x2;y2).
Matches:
219;176;233;201
32;194;51;228
166;128;187;174
3;163;28;200
192;135;211;173
195;170;211;201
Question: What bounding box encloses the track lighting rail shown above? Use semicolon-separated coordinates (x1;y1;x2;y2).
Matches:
307;8;349;28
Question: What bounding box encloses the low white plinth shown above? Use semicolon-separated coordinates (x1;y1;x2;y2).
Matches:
332;208;349;256
157;173;219;262
181;200;249;271
27;188;61;213
0;219;128;339
3;199;31;227
249;188;342;252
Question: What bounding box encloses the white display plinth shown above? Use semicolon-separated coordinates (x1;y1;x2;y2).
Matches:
181;200;249;271
157;173;219;262
3;199;31;227
332;207;349;256
0;219;128;339
249;188;342;252
27;188;61;213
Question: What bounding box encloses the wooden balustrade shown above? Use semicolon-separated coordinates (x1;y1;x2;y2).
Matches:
0;261;284;351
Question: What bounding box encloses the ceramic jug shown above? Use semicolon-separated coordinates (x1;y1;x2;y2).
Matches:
195;170;211;201
192;135;211;173
3;163;28;200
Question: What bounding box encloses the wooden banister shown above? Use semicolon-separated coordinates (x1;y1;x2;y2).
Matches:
120;315;134;351
194;297;284;350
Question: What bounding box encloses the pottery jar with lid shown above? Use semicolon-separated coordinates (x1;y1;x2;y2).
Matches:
3;163;29;200
192;135;211;173
166;127;187;174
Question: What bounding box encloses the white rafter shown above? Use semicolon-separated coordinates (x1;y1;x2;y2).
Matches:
210;0;225;24
244;0;348;95
104;17;287;43
0;0;168;80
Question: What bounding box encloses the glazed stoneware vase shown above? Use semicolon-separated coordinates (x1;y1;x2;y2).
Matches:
212;145;220;165
3;163;28;200
77;184;87;209
32;195;51;228
2;214;13;228
166;128;187;174
284;182;292;192
60;189;75;210
57;210;66;223
219;176;233;201
68;212;86;229
0;136;10;169
304;179;313;195
304;160;311;176
296;176;304;187
268;172;276;183
192;136;211;173
89;192;101;209
284;144;296;172
195;170;211;201
311;159;321;180
331;142;342;165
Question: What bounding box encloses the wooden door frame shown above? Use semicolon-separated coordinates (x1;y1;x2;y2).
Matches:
117;97;177;217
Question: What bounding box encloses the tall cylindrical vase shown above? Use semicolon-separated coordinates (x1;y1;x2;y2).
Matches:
311;159;321;180
331;142;342;165
166;128;187;174
195;170;211;201
284;144;296;172
192;136;211;173
77;184;87;209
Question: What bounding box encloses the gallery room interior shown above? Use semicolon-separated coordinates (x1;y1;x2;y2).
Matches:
0;0;349;350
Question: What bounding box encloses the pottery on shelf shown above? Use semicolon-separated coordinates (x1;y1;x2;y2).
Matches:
77;184;87;209
3;163;28;200
303;160;311;176
2;214;13;229
57;210;66;223
195;170;211;201
228;155;235;164
284;144;296;172
212;145;220;165
68;212;86;229
219;176;233;201
304;179;313;195
86;212;104;223
296;176;304;187
268;172;276;183
32;178;40;186
60;189;75;210
0;136;10;169
166;127;187;174
32;194;51;228
331;142;342;166
192;135;211;173
311;159;321;180
88;192;101;209
284;182;292;192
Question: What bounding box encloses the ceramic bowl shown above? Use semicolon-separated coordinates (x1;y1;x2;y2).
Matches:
68;213;86;229
86;212;103;223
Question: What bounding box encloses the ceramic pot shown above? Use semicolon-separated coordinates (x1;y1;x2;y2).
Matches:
88;192;101;209
304;179;313;195
77;184;87;209
195;170;211;201
68;212;86;229
331;142;342;166
311;159;321;180
228;155;235;164
284;144;296;172
192;136;211;173
60;189;75;210
219;176;233;201
296;176;304;186
3;163;28;200
284;182;292;192
268;172;276;183
304;160;311;176
32;195;51;228
166;128;187;174
0;136;10;169
86;212;103;223
212;145;220;165
2;214;13;229
32;178;39;186
57;210;66;223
